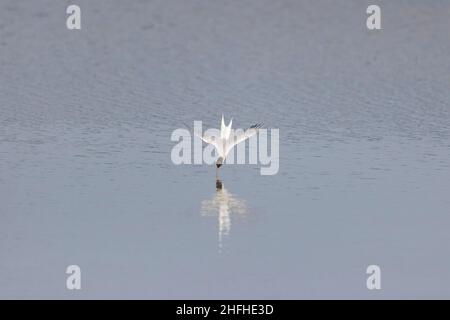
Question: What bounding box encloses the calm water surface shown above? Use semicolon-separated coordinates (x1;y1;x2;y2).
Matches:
1;0;450;298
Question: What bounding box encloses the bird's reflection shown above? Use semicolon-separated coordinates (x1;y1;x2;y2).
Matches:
201;180;248;252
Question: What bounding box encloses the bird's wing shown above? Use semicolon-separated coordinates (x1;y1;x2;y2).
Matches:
225;123;263;156
194;131;222;153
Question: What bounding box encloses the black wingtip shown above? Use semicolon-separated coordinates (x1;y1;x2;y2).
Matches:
250;123;263;129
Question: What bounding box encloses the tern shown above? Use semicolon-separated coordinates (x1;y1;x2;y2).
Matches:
195;115;262;179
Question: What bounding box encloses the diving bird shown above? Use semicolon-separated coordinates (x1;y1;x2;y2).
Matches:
195;115;262;178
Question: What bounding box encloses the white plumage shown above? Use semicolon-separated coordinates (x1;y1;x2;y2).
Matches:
196;115;262;169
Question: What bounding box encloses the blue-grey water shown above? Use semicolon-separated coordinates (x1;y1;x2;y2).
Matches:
1;0;450;299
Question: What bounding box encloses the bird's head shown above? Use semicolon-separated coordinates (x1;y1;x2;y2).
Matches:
216;157;223;168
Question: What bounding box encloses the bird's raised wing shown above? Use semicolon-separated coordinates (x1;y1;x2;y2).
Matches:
225;123;263;155
194;131;225;157
182;121;220;150
194;131;217;147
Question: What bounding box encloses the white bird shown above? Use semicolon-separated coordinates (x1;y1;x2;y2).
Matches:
195;115;262;178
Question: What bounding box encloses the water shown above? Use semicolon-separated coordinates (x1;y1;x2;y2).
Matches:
1;0;450;298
